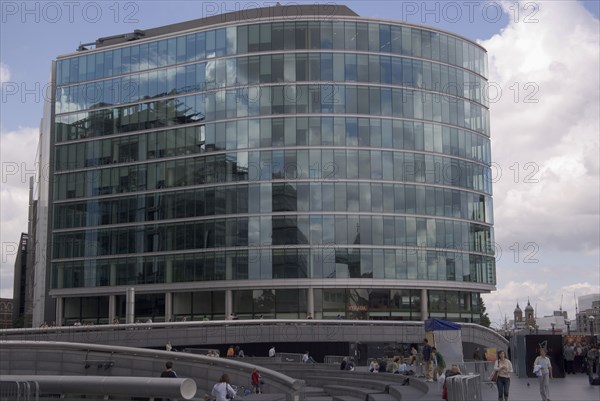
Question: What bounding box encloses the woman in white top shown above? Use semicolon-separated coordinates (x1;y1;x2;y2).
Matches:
494;350;513;401
533;348;552;401
398;358;408;374
211;373;236;401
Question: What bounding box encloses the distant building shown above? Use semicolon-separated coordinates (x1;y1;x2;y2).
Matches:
535;311;568;333
511;300;539;332
577;298;600;335
12;232;33;327
513;302;524;330
578;293;600;312
0;298;14;329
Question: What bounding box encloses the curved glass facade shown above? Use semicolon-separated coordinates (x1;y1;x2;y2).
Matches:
48;9;494;324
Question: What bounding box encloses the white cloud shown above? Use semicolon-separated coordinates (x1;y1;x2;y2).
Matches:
0;127;39;298
0;62;9;85
480;1;600;325
482;1;600;252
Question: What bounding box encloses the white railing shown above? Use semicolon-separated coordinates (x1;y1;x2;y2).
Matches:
1;376;194;400
0;380;39;401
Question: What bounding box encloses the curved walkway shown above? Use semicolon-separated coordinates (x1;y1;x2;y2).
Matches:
0;320;508;352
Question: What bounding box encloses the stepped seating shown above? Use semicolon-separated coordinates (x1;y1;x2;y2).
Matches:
367;394;397;401
305;375;390;392
331;396;364;401
324;384;380;399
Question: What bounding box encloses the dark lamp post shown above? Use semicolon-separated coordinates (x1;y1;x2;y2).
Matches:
590;316;596;345
566;320;571;335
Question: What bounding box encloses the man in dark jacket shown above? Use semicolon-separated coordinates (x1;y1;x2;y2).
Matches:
160;362;177;401
422;339;433;382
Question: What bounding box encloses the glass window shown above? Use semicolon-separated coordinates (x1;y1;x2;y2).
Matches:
352;22;366;50
248;25;259;52
401;27;412;55
411;29;422;58
368;23;380;51
284;22;296;50
380;24;391;52
296;22;307;49
237;26;248;54
226;26;237;55
206;30;217;58
320;21;333;49
309;22;321;49
321;53;333;81
342;54;356;82
332;21;345;49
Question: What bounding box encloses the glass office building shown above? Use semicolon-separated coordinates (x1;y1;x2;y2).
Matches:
42;4;495;325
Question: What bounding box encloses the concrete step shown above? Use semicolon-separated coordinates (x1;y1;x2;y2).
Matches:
367;394;396;401
331;396;364;401
305;375;389;392
304;397;334;401
324;385;381;401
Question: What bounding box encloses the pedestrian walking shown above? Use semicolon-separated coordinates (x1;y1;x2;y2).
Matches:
473;347;481;360
432;347;446;380
564;343;575;374
422;338;434;382
493;350;513;401
211;373;236;401
533;348;552;401
251;368;262;394
160;361;177;401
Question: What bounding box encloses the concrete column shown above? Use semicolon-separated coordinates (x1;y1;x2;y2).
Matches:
108;295;116;324
126;288;135;324
420;288;428;321
57;266;64;289
55;297;63;326
110;263;117;286
225;289;233;318
307;287;314;318
165;292;173;322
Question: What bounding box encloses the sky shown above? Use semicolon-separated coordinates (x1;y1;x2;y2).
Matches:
1;1;599;328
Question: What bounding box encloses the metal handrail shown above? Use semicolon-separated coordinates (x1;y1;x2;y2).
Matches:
1;376;195;400
0;319;509;346
0;341;304;392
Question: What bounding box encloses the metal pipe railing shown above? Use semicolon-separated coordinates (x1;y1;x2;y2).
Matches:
0;319;509;348
0;380;39;401
0;341;304;400
0;376;195;400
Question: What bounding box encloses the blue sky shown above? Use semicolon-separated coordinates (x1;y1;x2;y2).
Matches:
1;1;599;327
1;0;598;131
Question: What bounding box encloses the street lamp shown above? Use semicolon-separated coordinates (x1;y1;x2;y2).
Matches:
566;320;571;335
590;316;596;345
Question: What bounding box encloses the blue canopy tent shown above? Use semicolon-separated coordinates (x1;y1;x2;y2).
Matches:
425;318;464;365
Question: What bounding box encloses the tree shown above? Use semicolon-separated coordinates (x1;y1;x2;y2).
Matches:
479;296;491;327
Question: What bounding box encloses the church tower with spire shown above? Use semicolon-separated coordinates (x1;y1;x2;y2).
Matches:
524;299;536;328
514;302;523;329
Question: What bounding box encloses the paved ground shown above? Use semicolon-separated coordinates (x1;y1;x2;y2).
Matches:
423;373;600;401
